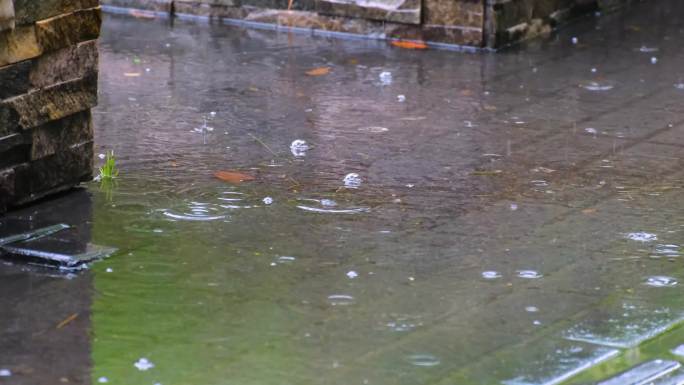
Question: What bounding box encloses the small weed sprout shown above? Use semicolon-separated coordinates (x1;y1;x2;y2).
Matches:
98;151;119;180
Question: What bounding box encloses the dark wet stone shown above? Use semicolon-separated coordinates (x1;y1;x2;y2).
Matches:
0;60;31;100
30;110;93;161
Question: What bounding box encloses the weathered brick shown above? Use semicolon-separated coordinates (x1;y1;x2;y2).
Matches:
31;110;93;160
13;0;99;26
30;40;99;89
35;7;102;54
0;73;98;134
0;25;42;67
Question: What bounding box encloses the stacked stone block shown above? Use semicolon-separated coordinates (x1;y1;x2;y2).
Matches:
0;0;101;213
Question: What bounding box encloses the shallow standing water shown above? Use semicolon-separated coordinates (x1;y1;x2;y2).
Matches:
2;1;684;384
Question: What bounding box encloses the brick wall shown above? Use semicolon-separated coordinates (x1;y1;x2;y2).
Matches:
0;1;101;213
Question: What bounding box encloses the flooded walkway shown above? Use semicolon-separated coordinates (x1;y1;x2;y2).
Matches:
2;1;684;384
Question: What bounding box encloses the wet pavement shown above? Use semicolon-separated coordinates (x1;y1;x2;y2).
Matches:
2;1;684;384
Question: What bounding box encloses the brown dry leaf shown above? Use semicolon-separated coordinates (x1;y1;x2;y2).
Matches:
214;170;256;184
348;58;359;65
460;89;473;96
582;208;598;215
390;40;428;50
124;72;141;77
56;313;79;329
483;104;497;111
305;67;331;76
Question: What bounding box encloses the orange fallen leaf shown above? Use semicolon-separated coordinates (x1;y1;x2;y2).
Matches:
582;208;598;214
305;67;331;76
461;89;473;96
129;9;156;19
124;72;141;77
390;40;428;50
214;171;256;184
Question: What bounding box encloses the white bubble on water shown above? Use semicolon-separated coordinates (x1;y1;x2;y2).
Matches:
645;276;677;287
626;232;657;242
482;271;502;279
343;173;362;189
379;71;393;85
651;56;658;64
0;369;11;377
262;197;273;205
585;127;598;135
346;270;359;279
397;94;406;102
581;82;614;91
134;358;154;371
98;377;109;383
525;306;539;313
516;270;543;279
638;46;659;53
571;37;578;44
407;354;441;367
290;139;309;157
328;294;355;306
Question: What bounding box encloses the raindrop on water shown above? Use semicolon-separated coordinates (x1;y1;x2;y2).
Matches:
625;232;657;242
407;354;441;367
328;294;355;306
347;270;359;279
516;270;543;279
482;271;502;279
262;197;273;205
0;369;11;377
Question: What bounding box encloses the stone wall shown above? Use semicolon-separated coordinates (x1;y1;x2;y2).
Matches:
0;1;101;213
483;0;633;47
101;0;638;47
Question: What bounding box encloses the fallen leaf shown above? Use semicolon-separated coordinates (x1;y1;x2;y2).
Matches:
391;40;428;50
214;170;256;184
460;89;473;96
348;58;359;65
306;67;331;76
129;9;155;19
124;72;141;77
582;208;598;214
483;104;497;111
